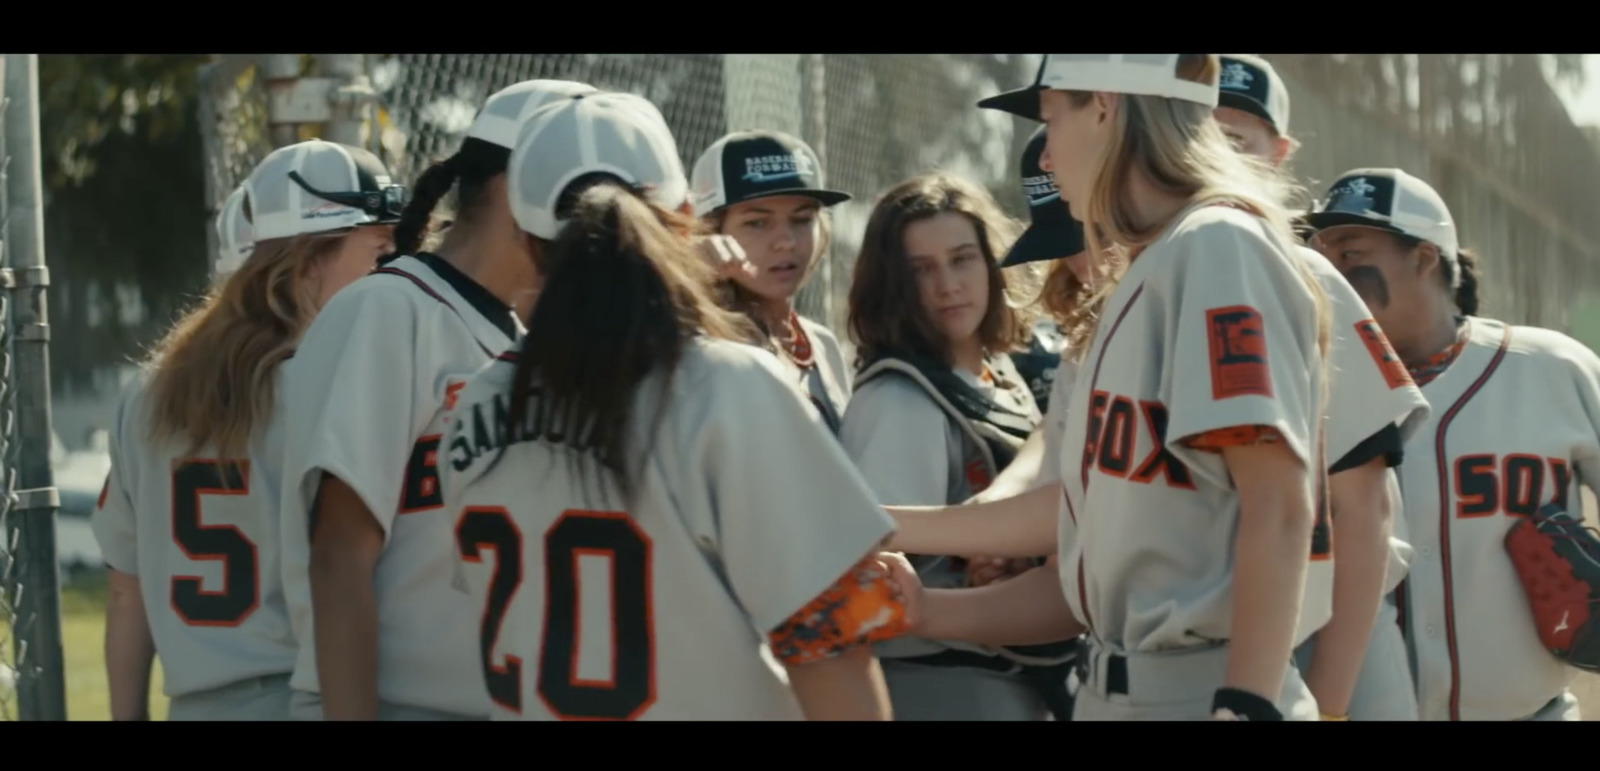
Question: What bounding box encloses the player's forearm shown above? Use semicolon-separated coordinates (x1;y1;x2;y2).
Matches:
1224;447;1314;705
919;560;1084;646
104;569;155;721
970;429;1047;504
307;475;385;721
784;645;893;720
1305;463;1393;716
309;553;380;720
886;483;1059;558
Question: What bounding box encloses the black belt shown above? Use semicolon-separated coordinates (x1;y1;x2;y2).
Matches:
899;649;1023;675
1077;651;1130;695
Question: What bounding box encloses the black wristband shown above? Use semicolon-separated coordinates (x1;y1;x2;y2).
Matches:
1211;687;1283;721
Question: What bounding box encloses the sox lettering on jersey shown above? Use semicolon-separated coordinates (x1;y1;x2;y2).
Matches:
1081;390;1195;489
1452;453;1571;519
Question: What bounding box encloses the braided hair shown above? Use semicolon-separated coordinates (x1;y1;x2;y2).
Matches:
384;137;512;263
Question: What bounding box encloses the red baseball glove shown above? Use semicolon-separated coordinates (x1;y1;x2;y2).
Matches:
1504;503;1600;672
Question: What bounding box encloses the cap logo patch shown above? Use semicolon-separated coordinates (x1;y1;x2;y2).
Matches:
742;152;813;184
1325;177;1379;214
1219;62;1254;92
1023;173;1060;206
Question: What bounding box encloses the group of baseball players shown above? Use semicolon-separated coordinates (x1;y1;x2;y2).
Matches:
87;53;1600;722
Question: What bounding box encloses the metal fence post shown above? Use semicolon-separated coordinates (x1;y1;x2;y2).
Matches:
262;54;308;149
800;54;833;330
2;53;65;723
317;55;378;152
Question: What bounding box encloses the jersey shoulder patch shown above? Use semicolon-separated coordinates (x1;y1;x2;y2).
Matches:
1352;318;1414;390
1204;305;1272;400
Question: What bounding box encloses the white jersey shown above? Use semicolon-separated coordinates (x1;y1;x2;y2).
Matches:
277;253;522;717
439;338;894;720
1396;316;1600;721
91;367;297;698
1034;354;1081;490
1295;244;1432;595
1057;204;1328;654
840;353;1041;663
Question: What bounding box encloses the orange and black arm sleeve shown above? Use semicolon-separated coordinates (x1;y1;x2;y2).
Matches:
767;556;910;667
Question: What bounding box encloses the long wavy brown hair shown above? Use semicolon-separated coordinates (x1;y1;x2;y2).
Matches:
142;229;348;460
847;171;1036;369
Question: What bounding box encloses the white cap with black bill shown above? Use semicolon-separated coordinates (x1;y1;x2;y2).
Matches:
508;91;689;240
689;129;850;218
243;139;406;242
1002;125;1085;268
1305;168;1462;287
979;54;1220;120
1216;54;1290;135
466;79;601;150
214;184;254;276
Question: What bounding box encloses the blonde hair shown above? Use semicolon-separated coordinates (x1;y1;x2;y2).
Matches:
1060;55;1330;365
143;230;348;460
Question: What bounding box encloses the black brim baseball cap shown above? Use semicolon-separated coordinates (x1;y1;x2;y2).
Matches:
1001;125;1085;268
689;130;850;218
977;56;1049;121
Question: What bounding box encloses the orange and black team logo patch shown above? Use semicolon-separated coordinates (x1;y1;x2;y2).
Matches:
1206;305;1272;400
1354;319;1413;389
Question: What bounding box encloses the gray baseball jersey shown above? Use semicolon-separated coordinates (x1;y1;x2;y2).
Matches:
439;338;895;720
840;353;1043;663
91;369;297;699
792;315;851;433
1397;316;1600;721
1057;205;1330;656
276;253;521;718
1294;244;1431;596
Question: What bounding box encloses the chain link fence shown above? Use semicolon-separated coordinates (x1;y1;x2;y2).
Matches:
198;54;1600;352
198;54;1046;360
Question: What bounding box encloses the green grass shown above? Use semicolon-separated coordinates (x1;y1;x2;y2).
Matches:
1;567;167;721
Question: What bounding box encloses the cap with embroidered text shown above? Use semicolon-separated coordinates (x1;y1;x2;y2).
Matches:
508;91;688;240
979;54;1220;121
690;130;850;218
1306;168;1461;286
1002;125;1085;268
1217;54;1289;135
244;139;405;242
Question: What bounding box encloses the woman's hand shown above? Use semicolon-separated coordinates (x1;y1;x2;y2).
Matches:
874;551;924;634
695;234;758;281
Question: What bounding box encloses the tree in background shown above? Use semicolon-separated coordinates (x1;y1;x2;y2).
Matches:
38;54;213;395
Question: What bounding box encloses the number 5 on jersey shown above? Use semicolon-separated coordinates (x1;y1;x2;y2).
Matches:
455;507;655;720
170;459;259;626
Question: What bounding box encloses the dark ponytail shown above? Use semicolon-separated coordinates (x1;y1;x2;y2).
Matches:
1452;247;1482;317
503;175;756;503
385;137;511;261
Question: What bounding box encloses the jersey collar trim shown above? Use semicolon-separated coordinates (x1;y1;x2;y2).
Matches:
414;252;519;342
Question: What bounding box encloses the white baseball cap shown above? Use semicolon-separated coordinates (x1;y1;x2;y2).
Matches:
214;184;254;276
979;54;1220;121
1305;168;1462;285
1217;54;1290;135
244;139;405;242
465;79;601;150
507;91;689;240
